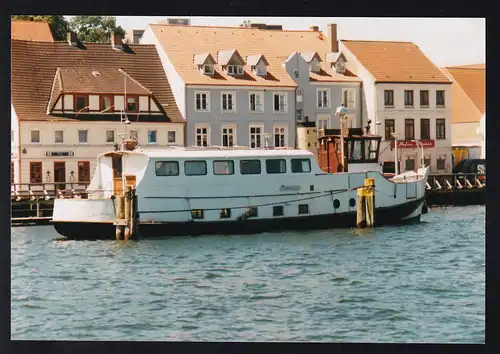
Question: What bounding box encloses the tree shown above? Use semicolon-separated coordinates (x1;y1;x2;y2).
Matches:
69;16;125;43
11;15;69;41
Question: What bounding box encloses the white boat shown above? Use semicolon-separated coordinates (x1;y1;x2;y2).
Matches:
52;136;429;240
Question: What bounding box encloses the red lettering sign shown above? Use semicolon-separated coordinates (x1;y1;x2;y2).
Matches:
391;140;435;149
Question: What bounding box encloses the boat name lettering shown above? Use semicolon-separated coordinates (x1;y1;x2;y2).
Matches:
279;185;302;192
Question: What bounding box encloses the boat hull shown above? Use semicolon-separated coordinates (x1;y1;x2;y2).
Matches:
53;197;424;240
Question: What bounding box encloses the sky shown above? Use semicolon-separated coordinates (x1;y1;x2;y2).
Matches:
64;16;485;67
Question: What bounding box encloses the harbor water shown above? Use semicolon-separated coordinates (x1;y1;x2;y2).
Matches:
11;206;485;342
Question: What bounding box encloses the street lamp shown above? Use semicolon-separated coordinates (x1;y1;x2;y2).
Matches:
336;104;349;172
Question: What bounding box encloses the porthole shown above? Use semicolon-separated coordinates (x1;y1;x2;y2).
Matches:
349;198;356;208
333;199;340;209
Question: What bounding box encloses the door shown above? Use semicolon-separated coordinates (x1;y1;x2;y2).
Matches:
54;161;66;190
112;155;123;196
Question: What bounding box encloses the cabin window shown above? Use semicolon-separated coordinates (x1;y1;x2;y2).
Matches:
298;204;309;214
220;208;231;219
273;205;284;216
265;159;286;174
191;210;204;219
349;198;356;208
155;161;180;176
245;206;258;217
363;140;379;162
350;140;363;161
333;199;340;209
213;160;235;175
291;159;311;173
240;160;261;175
184;161;207;176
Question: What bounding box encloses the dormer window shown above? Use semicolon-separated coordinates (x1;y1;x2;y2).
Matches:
310;59;321;73
126;96;138;112
227;65;243;75
246;54;269;77
254;65;267;76
335;61;345;74
326;52;348;75
203;64;214;75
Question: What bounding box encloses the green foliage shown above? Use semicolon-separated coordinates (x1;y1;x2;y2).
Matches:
11;15;69;41
69;16;125;43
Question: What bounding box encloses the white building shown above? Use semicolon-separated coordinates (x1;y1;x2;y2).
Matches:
11;33;184;188
340;40;453;173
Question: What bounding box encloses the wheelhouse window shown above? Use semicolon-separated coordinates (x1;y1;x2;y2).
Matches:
78;129;88;143
78;161;90;183
298;204;309;214
436;119;446;139
101;96;114;112
31;130;40;143
191;210;204;219
127;97;138;112
420;119;430;140
385;119;395;141
436;90;445;107
75;95;88;112
404;90;414;107
266;159;286;174
384;90;394;107
273;205;284;216
155;161;180;176
240;160;261;175
30;162;42;183
213;160;234;175
54;130;64;143
420;90;429;107
106;130;115;143
148;130;157;144
184;161;207;176
291;159;311;173
273;93;287;113
405;119;415;140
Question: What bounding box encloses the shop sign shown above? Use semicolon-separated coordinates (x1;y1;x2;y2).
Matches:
391;140;435;149
46;151;75;157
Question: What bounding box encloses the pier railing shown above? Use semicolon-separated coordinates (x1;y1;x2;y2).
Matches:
11;182;90;201
426;173;486;191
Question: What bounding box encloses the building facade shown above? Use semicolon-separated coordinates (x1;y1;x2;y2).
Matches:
141;23;362;149
340;40;453;173
11;34;184;187
441;64;485;164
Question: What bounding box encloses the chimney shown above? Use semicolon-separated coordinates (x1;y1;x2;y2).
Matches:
310;26;319;32
328;23;338;53
111;31;124;50
67;31;78;46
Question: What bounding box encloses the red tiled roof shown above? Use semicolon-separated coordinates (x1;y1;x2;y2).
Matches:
11;20;54;42
341;40;451;83
11;40;183;122
149;24;360;86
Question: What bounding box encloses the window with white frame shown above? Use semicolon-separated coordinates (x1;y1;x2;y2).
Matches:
317;116;330;136
342;88;355;109
273;125;287;147
78;129;88;143
31;130;40;143
317;88;330;108
203;64;214;75
105;130;115;143
273;93;287;113
148;130;157;144
227;65;243;75
54;130;64;143
221;92;235;112
249;92;264;113
167;131;176;143
249;125;264;148
195;125;210;147
195;92;210;112
221;125;236;147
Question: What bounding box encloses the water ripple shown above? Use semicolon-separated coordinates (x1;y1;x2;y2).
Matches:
10;206;485;343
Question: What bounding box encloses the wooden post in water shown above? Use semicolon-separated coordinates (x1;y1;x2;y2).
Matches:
356;187;366;228
115;195;125;240
364;178;375;227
